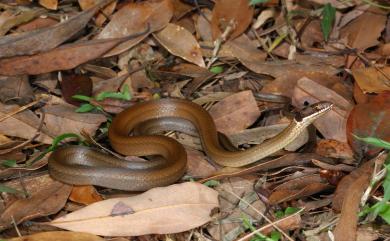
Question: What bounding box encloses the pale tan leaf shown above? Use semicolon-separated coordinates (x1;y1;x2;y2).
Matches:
39;0;58;10
99;0;174;57
154;23;205;67
49;182;219;236
7;231;105;241
42;103;107;137
0;103;53;144
209;90;260;135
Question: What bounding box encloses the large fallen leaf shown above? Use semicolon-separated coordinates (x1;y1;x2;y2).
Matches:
42;103;107;137
0;75;34;105
209;90;261;135
0;8;45;36
98;0;173;57
50;182;219;236
211;0;253;40
0;0;112;58
154;23;205;67
340;7;386;50
0;35;139;76
352;66;390;93
0;174;72;231
225;34;267;68
346;91;390;155
7;231;105;241
0;103;53;144
293;77;354;142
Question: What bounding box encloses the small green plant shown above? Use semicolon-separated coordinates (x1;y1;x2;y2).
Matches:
275;207;301;219
355;135;390;224
203;180;220;187
210;66;224;74
72;84;131;113
1;159;18;168
0;184;26;195
241;214;281;241
249;0;270;5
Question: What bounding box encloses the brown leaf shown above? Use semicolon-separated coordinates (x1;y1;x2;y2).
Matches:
211;0;253;40
39;0;58;10
42;103;107;137
7;231;105;241
186;148;217;178
0;174;72;231
209;90;261;135
99;0;174;57
346;91;390;155
154;23;205;67
293;77;354;142
61;74;93;106
78;0;117;26
269;177;332;205
315;139;354;161
332;155;382;241
16;17;58;32
50;182;219;236
0;75;34;104
225;33;267;68
340;8;387;50
0;0;112;58
69;186;103;205
0;103;53;144
0;8;45;36
352;66;390;93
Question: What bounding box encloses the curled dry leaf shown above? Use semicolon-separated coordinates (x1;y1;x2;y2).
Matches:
99;0;174;57
0;36;136;76
154;23;205;67
0;0;112;58
0;175;72;231
69;186;103;205
209;90;260;135
50;182;219;236
7;231;105;241
0;103;53;144
0;75;34;105
42;103;107;137
211;0;253;40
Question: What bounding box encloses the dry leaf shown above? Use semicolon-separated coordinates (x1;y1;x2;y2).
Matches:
99;0;174;57
16;17;58;32
69;186;103;205
7;231;105;241
0;103;53;144
186;148;217;178
78;0;116;26
39;0;58;10
340;7;386;50
352;67;390;93
211;0;253;40
0;0;112;58
50;182;219;236
0;75;34;104
209;90;261;135
293;77;353;142
42;103;106;137
0;8;45;36
0;174;72;231
225;34;267;68
315;139;354;161
0;36;134;76
154;23;205;67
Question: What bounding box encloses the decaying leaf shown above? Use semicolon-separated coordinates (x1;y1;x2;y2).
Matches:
154;23;205;67
42;103;107;137
99;0;174;56
211;0;253;40
209;90;261;135
0;75;34;104
352;66;390;93
0;103;53;144
0;175;72;231
7;231;105;241
0;36;138;76
0;0;113;58
50;182;219;236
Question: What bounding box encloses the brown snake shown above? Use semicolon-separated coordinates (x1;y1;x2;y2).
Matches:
48;98;333;191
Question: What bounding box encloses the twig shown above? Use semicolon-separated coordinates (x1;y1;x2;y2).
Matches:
207;19;235;68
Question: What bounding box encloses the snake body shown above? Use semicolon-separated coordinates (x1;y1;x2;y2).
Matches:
48;98;332;191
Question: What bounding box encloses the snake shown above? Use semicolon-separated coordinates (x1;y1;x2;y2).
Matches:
48;98;333;191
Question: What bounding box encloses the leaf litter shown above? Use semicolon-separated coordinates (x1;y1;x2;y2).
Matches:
0;0;389;241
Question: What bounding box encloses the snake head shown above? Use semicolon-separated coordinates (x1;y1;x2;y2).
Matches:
294;101;333;125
